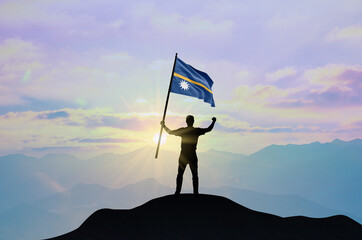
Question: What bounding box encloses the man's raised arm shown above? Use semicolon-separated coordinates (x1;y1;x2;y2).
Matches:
204;117;217;133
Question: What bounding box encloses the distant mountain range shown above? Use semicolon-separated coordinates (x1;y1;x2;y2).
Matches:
0;138;361;239
46;194;362;240
245;138;362;217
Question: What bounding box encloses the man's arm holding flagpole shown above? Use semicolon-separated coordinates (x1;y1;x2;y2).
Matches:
160;121;174;135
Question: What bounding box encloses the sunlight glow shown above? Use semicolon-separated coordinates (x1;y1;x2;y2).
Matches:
153;133;167;145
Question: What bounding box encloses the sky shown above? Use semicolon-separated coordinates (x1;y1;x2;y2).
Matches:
0;0;362;157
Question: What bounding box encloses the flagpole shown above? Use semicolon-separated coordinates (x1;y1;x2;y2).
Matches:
155;53;178;158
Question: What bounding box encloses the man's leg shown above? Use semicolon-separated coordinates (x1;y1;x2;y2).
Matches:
175;153;187;195
189;153;199;195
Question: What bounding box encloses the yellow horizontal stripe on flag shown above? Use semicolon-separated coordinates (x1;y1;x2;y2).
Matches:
173;72;213;94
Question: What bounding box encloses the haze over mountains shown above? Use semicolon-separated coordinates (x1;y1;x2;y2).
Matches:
1;138;361;239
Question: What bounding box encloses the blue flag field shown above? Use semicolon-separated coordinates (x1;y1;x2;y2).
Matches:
170;57;215;107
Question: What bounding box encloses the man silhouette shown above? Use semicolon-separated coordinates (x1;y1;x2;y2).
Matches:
161;115;216;195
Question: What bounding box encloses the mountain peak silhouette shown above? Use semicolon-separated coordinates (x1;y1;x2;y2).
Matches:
47;194;361;240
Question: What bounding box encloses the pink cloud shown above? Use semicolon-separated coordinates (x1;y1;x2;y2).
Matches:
269;64;362;109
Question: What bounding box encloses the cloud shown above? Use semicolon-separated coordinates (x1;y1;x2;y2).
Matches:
83;115;146;130
346;121;362;131
266;67;297;82
0;91;27;106
215;121;318;134
0;106;360;157
38;110;70;119
51;109;162;132
0;0;126;41
0;1;92;30
232;64;362;110
301;64;362;108
0;49;166;111
268;98;313;109
29;145;124;152
263;11;321;58
214;115;250;129
267;12;308;30
25;144;131;158
232;84;289;105
0;38;45;105
0;108;164;156
307;86;356;107
235;70;251;78
107;19;125;29
0;38;44;64
210;114;320;134
78;138;138;143
325;24;362;42
303;64;362;87
133;2;234;39
101;52;131;61
1;0;362;156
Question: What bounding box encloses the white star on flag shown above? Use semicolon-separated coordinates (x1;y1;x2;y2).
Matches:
179;80;189;90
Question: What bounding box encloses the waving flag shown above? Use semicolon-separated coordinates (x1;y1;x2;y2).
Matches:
170;57;215;107
156;54;216;158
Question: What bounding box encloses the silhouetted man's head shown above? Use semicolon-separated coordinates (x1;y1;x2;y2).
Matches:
186;115;194;126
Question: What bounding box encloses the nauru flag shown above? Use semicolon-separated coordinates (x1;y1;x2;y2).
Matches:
170;57;215;107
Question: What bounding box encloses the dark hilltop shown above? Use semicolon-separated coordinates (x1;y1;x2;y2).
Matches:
47;194;362;240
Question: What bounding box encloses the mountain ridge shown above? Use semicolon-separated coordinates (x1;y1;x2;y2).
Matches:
47;194;362;240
